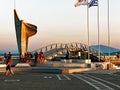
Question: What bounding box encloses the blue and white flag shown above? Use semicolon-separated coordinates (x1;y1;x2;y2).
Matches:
88;0;98;8
74;0;88;7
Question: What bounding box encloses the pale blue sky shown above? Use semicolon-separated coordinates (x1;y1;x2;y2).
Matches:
0;0;120;51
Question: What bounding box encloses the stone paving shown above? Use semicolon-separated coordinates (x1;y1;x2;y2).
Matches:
0;60;120;74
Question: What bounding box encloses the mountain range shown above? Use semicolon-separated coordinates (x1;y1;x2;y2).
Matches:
0;45;120;56
91;45;120;55
0;50;19;56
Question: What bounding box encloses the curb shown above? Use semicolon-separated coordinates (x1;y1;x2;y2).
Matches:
0;67;91;74
62;68;92;74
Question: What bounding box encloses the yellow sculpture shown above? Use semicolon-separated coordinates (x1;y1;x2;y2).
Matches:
14;9;37;55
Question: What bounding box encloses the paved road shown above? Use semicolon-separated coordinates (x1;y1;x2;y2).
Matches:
0;71;120;90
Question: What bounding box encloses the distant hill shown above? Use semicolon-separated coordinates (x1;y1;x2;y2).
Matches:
0;50;19;56
0;45;120;56
91;45;120;55
0;50;33;56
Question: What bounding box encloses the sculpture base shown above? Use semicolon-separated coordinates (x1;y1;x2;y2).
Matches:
15;63;31;68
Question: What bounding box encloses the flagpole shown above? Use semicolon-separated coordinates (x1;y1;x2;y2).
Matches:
87;1;90;60
74;0;90;60
97;0;100;61
14;0;16;9
107;0;110;65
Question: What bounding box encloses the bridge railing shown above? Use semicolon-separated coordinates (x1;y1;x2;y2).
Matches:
32;42;105;60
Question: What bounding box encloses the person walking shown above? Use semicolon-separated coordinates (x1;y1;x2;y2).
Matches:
6;52;12;64
5;59;14;76
7;52;12;60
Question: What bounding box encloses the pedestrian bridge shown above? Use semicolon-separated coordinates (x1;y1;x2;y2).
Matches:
32;42;105;62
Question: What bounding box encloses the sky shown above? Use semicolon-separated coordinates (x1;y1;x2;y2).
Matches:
0;0;120;52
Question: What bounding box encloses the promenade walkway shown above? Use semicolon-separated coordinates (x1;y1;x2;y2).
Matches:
0;60;120;74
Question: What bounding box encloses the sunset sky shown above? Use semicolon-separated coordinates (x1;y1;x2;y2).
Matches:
0;0;120;52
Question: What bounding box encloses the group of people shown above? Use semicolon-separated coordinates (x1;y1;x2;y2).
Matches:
4;52;14;76
19;52;33;63
34;51;46;64
3;51;46;76
19;51;46;64
66;50;81;59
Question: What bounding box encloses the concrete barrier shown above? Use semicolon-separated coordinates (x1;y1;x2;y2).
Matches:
114;65;120;69
0;64;6;67
91;62;112;70
62;68;92;74
61;59;72;63
47;57;52;60
77;59;91;64
66;59;72;63
61;59;66;63
15;63;31;68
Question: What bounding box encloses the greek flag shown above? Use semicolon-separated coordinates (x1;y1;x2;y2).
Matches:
74;0;88;7
88;0;98;8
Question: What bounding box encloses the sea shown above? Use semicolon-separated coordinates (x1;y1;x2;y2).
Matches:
0;52;117;57
0;53;19;56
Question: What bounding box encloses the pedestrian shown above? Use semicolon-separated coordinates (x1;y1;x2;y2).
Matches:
78;51;81;59
4;53;7;63
116;52;120;60
26;52;31;63
34;52;38;64
4;53;7;59
19;52;24;63
38;51;45;64
66;50;70;59
5;59;14;76
7;52;12;60
6;52;12;63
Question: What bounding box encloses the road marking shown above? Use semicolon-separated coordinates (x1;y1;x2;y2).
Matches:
4;79;20;82
108;73;120;77
87;74;120;89
44;76;52;79
56;75;62;80
72;74;114;90
63;75;71;80
71;74;101;90
56;75;71;80
48;76;52;78
44;76;47;78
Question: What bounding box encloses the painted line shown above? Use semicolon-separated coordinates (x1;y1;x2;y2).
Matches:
56;75;71;80
72;74;114;90
56;75;62;80
71;74;101;90
44;76;52;79
44;76;47;78
48;76;52;78
108;73;120;77
79;74;114;90
4;79;20;82
87;74;120;89
63;75;71;80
